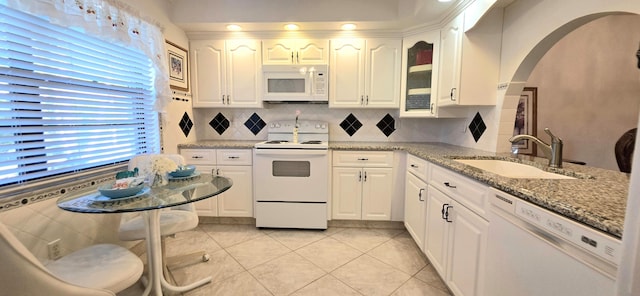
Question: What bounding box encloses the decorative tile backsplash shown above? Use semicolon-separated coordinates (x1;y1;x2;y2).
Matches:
178;112;193;137
340;113;363;137
244;113;266;135
468;112;487;142
191;104;447;142
376;113;396;137
209;112;230;135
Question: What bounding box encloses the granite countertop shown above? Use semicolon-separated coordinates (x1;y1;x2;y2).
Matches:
179;140;629;238
179;140;261;149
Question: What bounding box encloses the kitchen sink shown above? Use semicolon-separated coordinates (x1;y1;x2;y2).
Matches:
453;159;576;179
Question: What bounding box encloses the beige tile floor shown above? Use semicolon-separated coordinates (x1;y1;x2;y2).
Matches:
119;224;452;296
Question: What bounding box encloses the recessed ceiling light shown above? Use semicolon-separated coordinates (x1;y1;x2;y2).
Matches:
226;24;242;31
341;23;357;31
284;23;299;31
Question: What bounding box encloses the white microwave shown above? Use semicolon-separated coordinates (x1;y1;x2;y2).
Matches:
262;65;328;102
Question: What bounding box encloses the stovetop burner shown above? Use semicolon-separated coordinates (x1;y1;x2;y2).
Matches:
265;140;289;144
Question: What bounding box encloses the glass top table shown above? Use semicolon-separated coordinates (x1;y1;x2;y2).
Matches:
57;174;232;296
57;174;232;214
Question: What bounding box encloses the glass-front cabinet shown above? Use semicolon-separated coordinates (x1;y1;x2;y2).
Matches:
400;31;440;118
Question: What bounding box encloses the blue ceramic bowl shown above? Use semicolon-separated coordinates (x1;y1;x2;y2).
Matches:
98;183;145;199
169;165;196;177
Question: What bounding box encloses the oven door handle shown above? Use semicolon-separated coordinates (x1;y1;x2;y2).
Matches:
254;149;328;156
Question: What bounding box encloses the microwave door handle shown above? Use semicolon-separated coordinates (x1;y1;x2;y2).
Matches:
309;71;314;96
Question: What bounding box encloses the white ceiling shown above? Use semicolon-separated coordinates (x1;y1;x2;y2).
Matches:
168;0;470;33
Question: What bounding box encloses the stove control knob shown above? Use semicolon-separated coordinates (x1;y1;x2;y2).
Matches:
275;123;281;128
321;124;327;129
315;124;321;129
270;123;276;128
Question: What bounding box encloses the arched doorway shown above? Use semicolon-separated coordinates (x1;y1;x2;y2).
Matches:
504;14;640;171
490;1;640;295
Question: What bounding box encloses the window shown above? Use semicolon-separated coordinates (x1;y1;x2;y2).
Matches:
0;6;159;187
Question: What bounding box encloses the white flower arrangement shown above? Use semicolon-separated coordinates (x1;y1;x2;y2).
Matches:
135;155;179;187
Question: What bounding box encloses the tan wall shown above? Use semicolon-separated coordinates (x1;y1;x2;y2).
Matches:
527;14;640;171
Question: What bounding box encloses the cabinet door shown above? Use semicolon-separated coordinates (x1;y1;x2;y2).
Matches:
361;167;393;220
425;185;450;278
190;40;226;108
365;39;401;108
192;165;218;216
404;173;427;250
400;31;440;118
217;165;253;217
329;39;365;108
332;167;363;220
447;199;488;296
226;40;262;108
297;39;329;64
263;39;328;65
262;40;296;65
438;14;463;107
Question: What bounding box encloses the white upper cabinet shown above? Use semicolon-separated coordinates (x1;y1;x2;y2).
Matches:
329;38;401;108
262;39;329;65
400;31;440;118
437;9;503;107
190;39;262;108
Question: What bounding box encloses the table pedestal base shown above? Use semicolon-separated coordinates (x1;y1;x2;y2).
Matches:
142;210;212;296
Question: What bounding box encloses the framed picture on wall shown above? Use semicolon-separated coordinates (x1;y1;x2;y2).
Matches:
513;87;538;155
166;40;189;92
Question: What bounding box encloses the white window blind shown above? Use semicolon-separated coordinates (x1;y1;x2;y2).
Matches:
0;6;159;187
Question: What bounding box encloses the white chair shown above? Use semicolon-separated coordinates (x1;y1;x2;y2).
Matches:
118;154;208;276
0;222;143;296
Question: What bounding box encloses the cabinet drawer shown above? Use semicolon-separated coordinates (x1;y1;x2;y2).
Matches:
217;149;252;165
429;164;488;219
406;154;429;181
180;149;216;165
332;151;393;167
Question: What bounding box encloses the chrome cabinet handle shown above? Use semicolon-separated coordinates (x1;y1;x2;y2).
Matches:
226;95;230;104
192;155;204;159
358;171;362;182
221;95;225;104
357;158;369;161
364;171;367;182
419;188;425;201
444;182;457;189
291;51;294;63
450;88;457;101
228;156;239;159
410;164;418;168
360;95;364;105
296;52;299;63
430;103;434;114
366;95;369;105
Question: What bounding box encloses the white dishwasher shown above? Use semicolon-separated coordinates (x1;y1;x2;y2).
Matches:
485;188;621;296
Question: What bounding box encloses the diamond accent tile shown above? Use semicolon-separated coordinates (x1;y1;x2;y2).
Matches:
178;112;193;137
209;112;230;135
468;112;487;142
339;113;362;137
243;113;266;136
376;113;396;137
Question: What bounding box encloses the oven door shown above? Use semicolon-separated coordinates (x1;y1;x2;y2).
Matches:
254;149;328;202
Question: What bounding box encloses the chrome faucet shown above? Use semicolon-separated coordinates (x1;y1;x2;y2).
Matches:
509;128;563;168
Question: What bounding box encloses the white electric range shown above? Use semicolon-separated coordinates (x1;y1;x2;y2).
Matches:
253;120;329;229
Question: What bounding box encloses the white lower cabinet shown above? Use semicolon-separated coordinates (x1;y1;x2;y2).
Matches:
404;155;429;250
332;151;394;220
180;149;253;217
424;164;489;296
